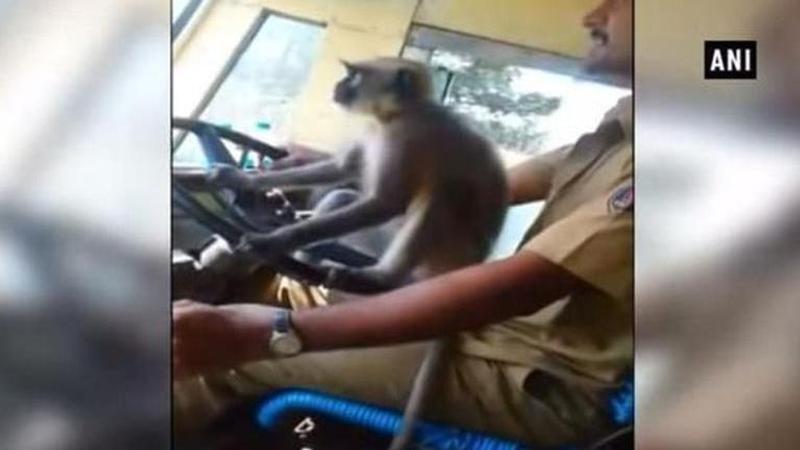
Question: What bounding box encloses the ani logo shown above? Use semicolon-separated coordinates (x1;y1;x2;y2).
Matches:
704;40;757;79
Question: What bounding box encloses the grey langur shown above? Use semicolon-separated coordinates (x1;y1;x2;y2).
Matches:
208;57;508;290
209;57;510;450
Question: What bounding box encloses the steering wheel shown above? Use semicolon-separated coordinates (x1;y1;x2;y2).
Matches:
171;118;383;293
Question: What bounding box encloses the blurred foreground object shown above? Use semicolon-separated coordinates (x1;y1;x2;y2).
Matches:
0;0;169;449
636;0;800;448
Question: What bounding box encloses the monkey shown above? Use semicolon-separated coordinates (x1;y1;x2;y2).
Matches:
208;57;508;290
207;57;509;450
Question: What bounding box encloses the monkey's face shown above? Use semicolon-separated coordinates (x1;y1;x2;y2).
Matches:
333;58;432;118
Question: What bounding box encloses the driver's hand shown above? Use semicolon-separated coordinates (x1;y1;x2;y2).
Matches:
172;300;280;380
207;164;253;190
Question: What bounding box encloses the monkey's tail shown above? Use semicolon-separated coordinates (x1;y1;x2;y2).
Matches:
388;338;450;450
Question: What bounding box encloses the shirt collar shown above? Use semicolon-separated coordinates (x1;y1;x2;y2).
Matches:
601;95;632;141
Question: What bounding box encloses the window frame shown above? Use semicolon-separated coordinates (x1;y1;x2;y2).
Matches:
173;9;325;152
403;25;622;87
172;0;204;42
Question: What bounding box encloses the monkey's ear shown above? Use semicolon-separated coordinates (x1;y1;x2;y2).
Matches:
395;69;416;99
340;59;356;75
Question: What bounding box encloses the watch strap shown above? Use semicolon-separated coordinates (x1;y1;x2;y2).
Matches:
274;309;292;333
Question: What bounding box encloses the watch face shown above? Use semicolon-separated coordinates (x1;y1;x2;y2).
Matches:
272;333;302;356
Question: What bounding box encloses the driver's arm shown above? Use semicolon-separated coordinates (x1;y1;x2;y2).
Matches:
293;250;578;350
173;251;583;379
507;146;568;205
173;178;631;378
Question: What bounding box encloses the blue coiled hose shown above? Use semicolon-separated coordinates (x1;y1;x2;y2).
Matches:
607;377;634;426
255;389;532;450
255;378;632;450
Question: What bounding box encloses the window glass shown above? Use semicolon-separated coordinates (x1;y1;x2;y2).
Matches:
172;0;192;24
403;27;629;158
174;14;324;168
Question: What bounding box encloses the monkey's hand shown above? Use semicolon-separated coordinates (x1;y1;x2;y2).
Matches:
207;164;254;191
236;230;293;259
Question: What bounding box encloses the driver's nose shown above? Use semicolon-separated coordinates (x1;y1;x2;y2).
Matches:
583;0;610;30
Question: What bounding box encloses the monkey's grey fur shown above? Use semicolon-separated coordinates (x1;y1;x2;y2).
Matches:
208;57;509;449
208;57;508;290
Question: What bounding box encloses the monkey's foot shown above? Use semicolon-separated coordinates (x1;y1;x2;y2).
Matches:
323;266;349;288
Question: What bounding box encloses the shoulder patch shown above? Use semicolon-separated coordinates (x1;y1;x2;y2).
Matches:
608;182;634;213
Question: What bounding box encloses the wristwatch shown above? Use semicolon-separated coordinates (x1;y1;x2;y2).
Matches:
269;309;303;357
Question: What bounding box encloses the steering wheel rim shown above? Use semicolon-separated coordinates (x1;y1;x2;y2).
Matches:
171;118;382;292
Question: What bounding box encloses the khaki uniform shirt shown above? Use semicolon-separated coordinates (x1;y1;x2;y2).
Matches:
458;97;633;388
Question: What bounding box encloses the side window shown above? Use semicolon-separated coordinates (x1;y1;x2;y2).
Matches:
172;0;192;20
174;13;325;168
402;26;629;160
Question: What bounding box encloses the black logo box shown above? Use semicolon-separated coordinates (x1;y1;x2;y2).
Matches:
704;40;757;79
